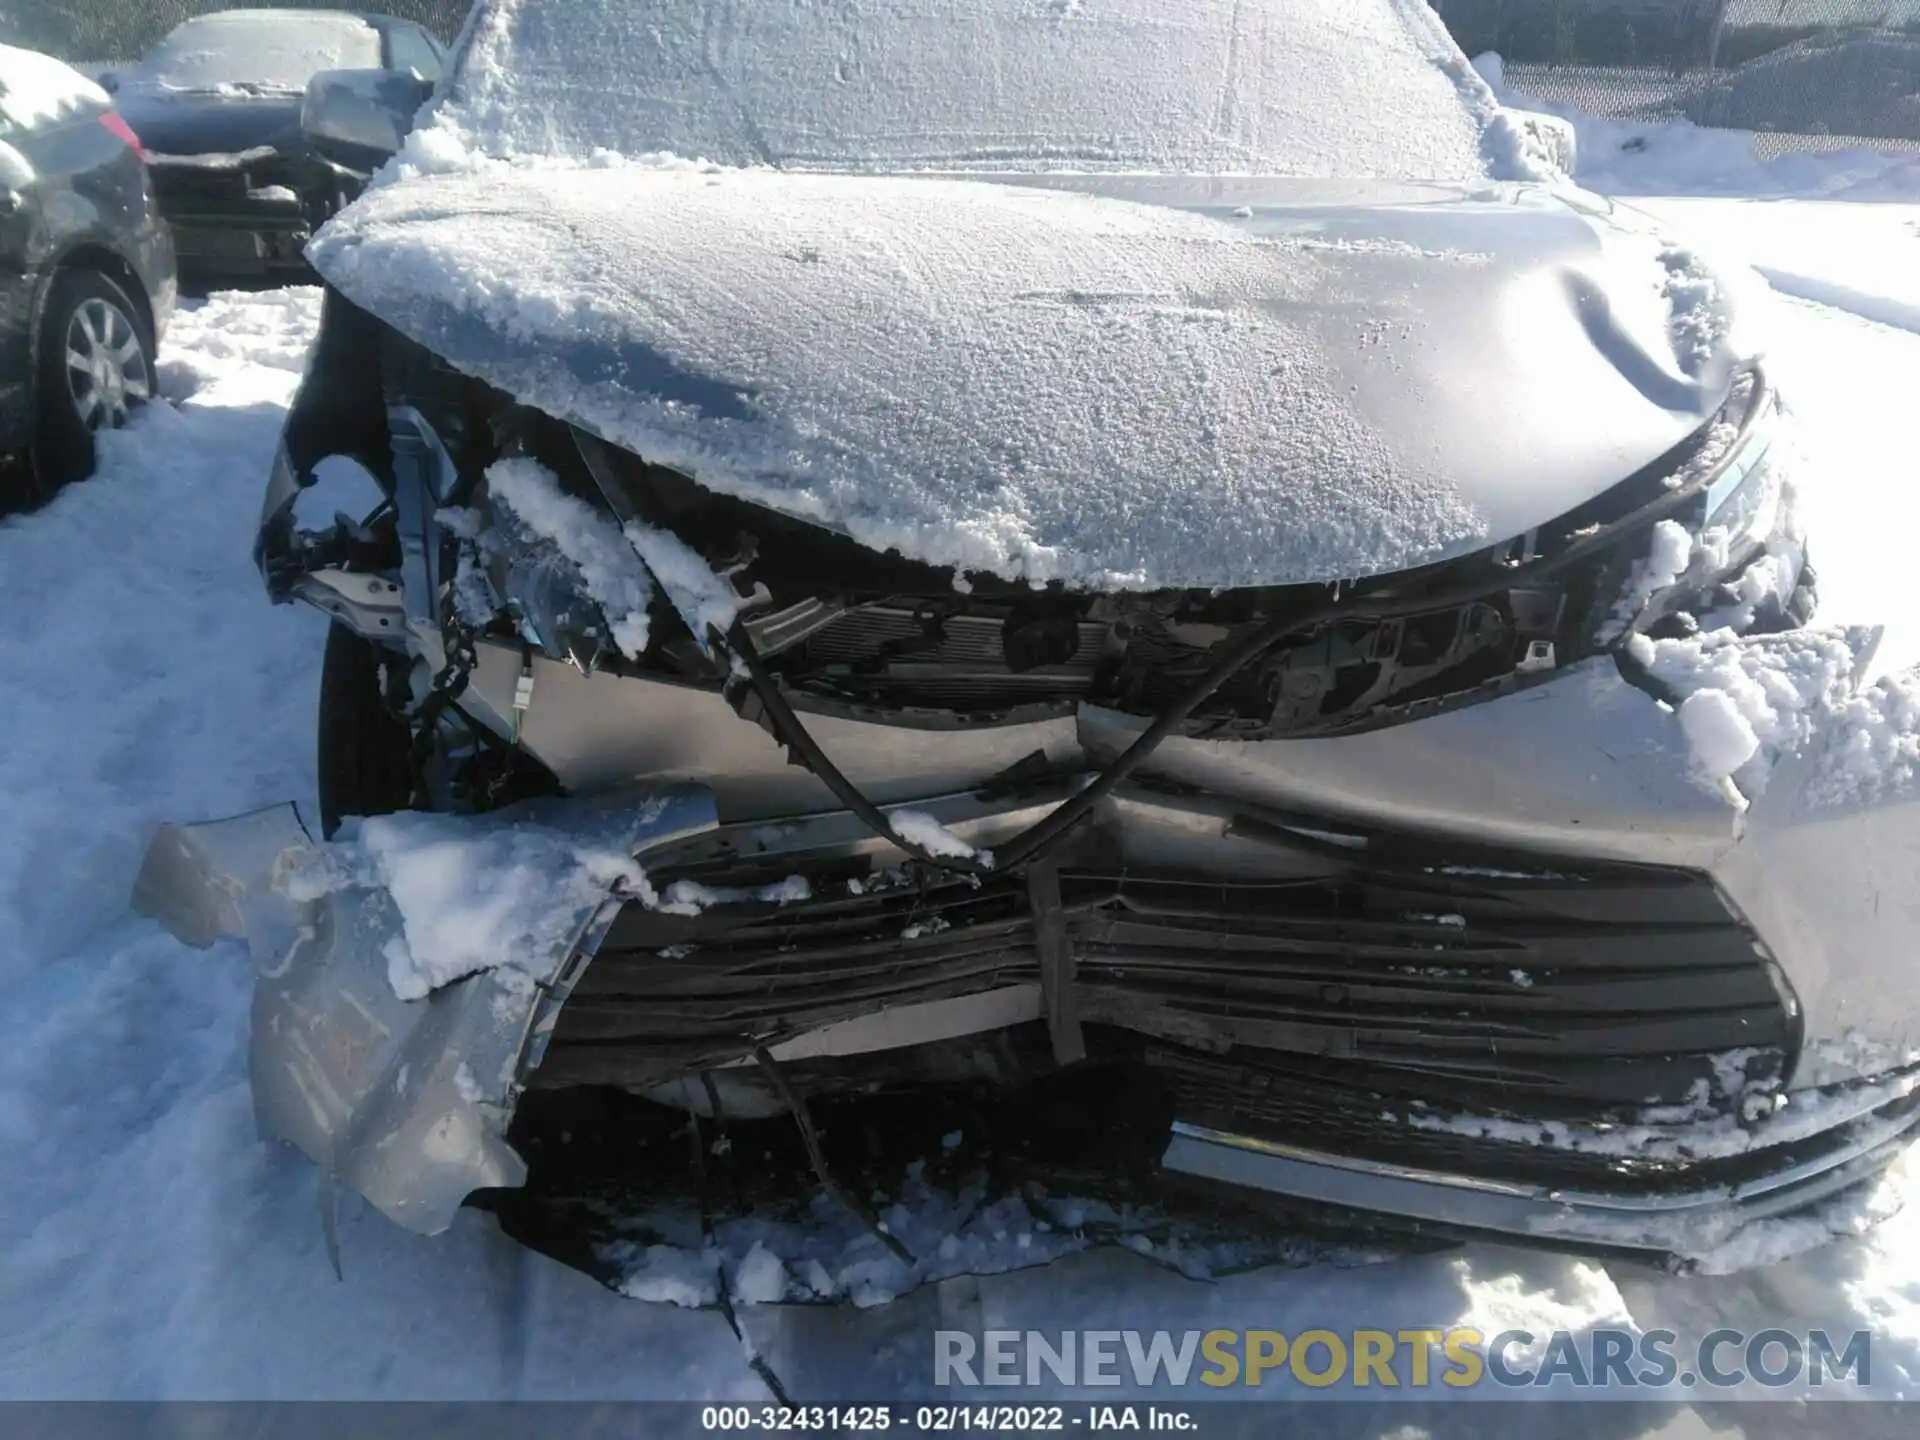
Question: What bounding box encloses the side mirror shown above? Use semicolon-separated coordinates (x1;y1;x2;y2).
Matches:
300;68;433;161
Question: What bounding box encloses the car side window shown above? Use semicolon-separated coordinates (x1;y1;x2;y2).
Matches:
386;24;443;83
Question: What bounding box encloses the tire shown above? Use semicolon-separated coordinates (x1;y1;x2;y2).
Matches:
317;623;415;840
31;268;156;493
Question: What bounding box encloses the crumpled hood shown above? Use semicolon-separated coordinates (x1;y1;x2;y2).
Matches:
308;167;1749;590
115;88;305;160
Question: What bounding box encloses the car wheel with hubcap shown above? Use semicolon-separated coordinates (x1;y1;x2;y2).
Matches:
31;269;155;496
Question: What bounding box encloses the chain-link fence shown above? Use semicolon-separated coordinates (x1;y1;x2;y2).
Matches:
4;0;1917;154
1433;0;1920;152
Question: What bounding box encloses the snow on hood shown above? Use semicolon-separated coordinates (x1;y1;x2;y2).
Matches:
0;43;107;128
414;0;1506;181
127;9;380;96
312;168;1744;589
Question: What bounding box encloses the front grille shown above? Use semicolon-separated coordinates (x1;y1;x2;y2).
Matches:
537;837;1793;1118
150;155;310;260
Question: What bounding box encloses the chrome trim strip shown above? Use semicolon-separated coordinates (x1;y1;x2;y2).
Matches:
1161;1107;1920;1247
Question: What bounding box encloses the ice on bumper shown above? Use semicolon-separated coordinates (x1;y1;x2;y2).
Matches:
132;790;717;1235
280;807;664;1001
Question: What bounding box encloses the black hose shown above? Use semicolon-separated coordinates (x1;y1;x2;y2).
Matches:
724;618;994;877
721;375;1773;876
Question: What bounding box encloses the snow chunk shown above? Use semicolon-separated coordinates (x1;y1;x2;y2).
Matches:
1630;625;1868;805
1602;518;1695;639
1677;689;1761;787
281;807;654;1001
1659;246;1735;380
486;457;654;657
452;1063;483;1105
1441;50;1565;184
0;44;107;128
1806;669;1920;812
656;874;811;917
730;1243;789;1306
888;810;982;862
622;520;739;645
613;1244;722;1307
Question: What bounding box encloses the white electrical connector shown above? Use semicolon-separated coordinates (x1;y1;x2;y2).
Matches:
1516;640;1557;675
511;660;536;743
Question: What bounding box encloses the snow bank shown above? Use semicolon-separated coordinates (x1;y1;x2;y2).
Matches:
281;807;655;1001
417;0;1502;182
0;42;106;127
1473;51;1920;200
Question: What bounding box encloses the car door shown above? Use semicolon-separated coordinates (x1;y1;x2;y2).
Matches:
0;101;47;448
383;22;446;85
0;74;151;451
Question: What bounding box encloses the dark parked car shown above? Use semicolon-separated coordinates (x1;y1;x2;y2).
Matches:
102;9;443;281
0;44;175;508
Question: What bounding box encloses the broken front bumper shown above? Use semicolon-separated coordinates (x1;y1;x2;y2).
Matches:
133;625;1920;1268
147;148;357;276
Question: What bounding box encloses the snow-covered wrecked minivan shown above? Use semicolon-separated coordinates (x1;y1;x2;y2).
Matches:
138;0;1920;1282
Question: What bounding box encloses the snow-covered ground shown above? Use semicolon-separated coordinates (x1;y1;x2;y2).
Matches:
5;91;1920;1424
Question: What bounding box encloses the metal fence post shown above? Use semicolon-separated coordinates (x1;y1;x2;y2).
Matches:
1704;0;1733;74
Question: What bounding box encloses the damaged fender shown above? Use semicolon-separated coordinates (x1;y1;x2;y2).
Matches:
133;789;718;1235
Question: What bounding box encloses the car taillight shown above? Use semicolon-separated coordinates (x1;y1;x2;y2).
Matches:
99;110;144;157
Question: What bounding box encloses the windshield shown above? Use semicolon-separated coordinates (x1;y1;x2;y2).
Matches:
428;0;1496;179
135;10;382;94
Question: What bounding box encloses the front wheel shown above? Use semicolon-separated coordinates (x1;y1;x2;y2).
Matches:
32;268;156;493
316;623;415;840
